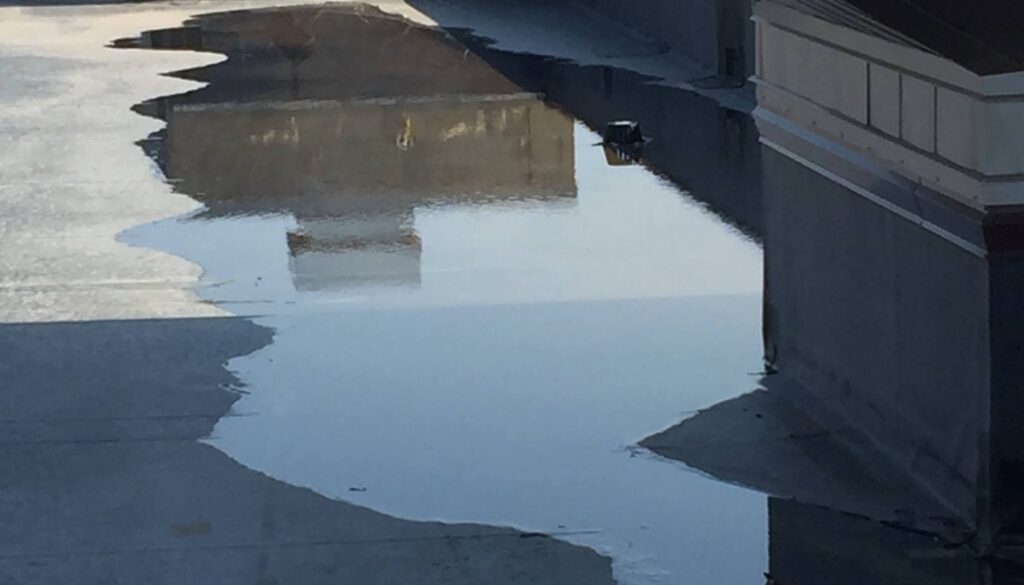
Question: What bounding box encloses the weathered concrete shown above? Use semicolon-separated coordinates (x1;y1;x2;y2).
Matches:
0;317;616;584
0;11;220;323
642;389;937;526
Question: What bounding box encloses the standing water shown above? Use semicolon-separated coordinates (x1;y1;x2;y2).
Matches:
121;6;767;583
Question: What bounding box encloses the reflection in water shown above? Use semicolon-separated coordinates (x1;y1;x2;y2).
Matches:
120;0;1024;581
129;7;577;293
442;32;764;237
162;95;575;291
122;5;765;585
124;5;762;308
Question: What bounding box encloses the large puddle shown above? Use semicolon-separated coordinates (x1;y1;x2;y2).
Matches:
120;6;766;583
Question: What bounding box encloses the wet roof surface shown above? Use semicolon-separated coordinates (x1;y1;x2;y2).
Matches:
6;1;1024;584
118;7;768;583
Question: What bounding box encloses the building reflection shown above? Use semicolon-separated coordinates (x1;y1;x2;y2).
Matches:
162;95;574;290
127;3;770;291
447;31;764;238
124;0;1024;579
126;6;576;291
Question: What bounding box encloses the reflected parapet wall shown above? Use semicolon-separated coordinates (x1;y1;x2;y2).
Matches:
128;6;525;103
164;95;576;204
162;95;575;293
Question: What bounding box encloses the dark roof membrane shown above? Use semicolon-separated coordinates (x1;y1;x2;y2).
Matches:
843;0;1024;75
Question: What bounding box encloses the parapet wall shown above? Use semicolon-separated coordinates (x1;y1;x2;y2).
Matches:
754;0;1024;210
